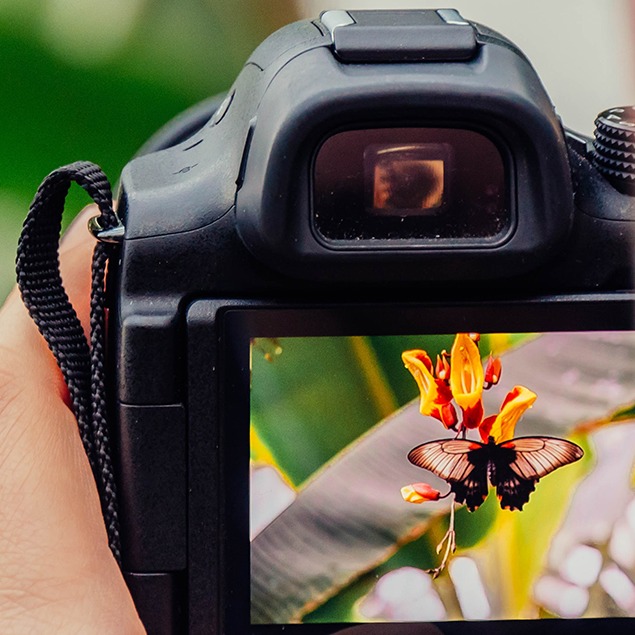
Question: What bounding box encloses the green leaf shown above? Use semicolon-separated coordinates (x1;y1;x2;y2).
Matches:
303;496;500;623
251;336;399;485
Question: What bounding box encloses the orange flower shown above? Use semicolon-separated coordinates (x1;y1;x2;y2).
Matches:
402;350;454;426
401;482;441;504
479;385;537;443
450;333;484;410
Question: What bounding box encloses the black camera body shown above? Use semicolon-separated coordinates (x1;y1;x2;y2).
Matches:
110;9;635;634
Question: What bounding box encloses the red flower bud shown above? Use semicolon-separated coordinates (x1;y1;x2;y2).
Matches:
401;482;442;503
435;352;451;381
440;401;459;429
462;399;484;429
484;354;502;387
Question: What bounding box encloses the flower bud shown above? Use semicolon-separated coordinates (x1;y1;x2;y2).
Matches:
401;482;442;504
435;352;451;381
484;354;502;387
440;401;459;429
461;399;484;429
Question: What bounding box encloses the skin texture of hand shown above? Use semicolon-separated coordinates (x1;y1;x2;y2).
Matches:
0;206;145;633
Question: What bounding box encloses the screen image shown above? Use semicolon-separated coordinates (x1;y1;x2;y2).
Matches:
365;143;447;214
248;332;635;626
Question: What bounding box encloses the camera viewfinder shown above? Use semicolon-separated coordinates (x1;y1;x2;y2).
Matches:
313;127;510;246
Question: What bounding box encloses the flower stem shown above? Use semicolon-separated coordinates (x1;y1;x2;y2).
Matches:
426;495;457;579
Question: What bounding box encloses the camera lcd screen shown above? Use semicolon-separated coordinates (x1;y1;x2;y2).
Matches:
216;301;635;634
247;330;635;626
313;127;510;244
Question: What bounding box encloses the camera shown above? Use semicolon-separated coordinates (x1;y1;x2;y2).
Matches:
108;9;635;634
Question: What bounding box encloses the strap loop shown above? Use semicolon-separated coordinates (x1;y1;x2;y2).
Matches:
88;213;125;243
16;161;123;564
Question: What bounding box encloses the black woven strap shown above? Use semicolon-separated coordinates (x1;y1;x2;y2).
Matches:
16;161;122;564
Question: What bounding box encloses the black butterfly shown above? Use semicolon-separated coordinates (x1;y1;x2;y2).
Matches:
408;436;584;511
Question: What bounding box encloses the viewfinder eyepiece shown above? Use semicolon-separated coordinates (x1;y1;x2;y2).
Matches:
313;127;510;245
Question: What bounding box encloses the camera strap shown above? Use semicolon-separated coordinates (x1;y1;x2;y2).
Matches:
15;161;122;565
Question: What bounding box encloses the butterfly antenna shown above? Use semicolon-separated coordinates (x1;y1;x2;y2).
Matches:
426;494;457;579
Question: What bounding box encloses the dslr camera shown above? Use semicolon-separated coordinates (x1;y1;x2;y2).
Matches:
108;9;635;634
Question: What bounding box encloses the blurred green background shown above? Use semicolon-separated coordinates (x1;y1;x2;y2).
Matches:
0;0;298;300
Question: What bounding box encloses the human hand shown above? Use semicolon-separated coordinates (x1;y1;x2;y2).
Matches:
0;206;144;633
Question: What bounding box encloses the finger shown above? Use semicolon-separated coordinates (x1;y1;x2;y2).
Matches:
60;203;100;254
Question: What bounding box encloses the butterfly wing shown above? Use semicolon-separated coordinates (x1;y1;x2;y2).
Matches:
491;436;584;510
504;437;584;478
408;440;489;511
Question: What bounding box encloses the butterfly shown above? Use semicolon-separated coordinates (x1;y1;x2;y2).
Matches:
408;436;584;511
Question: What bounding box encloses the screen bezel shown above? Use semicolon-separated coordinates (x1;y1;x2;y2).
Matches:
208;296;635;634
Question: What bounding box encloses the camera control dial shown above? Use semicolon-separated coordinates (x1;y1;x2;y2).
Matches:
592;106;635;195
